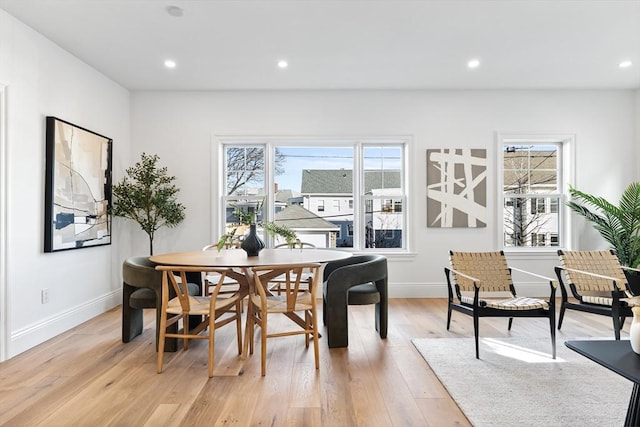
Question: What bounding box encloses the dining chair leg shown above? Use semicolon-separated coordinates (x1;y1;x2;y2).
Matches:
261;315;267;376
305;311;310;348
157;308;168;374
312;306;320;370
243;304;253;359
182;314;189;350
208;316;215;378
235;300;243;355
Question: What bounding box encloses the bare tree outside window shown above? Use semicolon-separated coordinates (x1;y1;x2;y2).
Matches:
503;145;560;247
225;147;285;195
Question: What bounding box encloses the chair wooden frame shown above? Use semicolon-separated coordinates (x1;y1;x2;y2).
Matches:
122;256;202;352
269;242;316;295
555;249;640;339
444;251;557;359
202;244;244;310
156;266;243;378
245;263;322;376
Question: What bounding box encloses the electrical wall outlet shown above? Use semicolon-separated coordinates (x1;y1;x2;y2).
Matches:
41;288;50;304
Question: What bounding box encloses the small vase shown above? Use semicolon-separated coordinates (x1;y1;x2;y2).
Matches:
630;306;640;354
241;224;265;257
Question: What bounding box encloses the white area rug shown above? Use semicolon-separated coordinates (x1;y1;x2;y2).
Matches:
412;337;631;427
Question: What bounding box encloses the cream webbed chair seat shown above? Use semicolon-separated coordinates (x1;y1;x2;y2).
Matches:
457;295;550;310
445;251;557;359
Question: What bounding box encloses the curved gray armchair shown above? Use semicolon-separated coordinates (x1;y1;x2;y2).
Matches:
122;256;201;351
322;254;388;348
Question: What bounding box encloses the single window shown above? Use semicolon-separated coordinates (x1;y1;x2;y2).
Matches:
500;138;570;249
362;145;405;249
531;233;546;247
530;198;546;214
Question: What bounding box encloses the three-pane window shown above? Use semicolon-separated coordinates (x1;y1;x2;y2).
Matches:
219;139;408;250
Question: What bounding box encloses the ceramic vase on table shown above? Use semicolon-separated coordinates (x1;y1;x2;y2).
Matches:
630;306;640;354
241;224;265;257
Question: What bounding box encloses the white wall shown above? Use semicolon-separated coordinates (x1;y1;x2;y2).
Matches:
130;90;637;298
0;9;130;358
1;6;638;358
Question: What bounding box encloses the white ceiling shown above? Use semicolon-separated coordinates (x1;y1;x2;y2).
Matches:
1;0;640;91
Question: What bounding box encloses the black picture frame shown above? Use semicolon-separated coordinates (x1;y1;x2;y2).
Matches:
44;116;112;252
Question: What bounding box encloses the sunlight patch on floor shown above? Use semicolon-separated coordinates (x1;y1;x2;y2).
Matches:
482;338;566;363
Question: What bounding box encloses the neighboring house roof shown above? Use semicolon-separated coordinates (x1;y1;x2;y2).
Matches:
301;169;401;194
275;189;302;203
274;205;339;230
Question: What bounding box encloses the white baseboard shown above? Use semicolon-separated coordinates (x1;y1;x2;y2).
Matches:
9;289;122;358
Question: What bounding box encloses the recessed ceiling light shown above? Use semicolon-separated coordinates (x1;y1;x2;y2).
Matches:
619;60;633;68
277;60;288;69
166;5;184;17
467;59;480;69
164;59;177;69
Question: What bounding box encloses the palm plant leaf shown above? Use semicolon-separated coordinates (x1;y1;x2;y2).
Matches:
567;183;640;267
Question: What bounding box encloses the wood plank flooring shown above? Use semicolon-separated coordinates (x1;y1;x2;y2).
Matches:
0;299;625;426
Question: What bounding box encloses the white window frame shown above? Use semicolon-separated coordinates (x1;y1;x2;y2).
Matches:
497;133;575;253
212;136;411;252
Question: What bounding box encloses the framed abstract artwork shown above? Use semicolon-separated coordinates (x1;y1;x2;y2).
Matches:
426;148;487;228
44;116;112;252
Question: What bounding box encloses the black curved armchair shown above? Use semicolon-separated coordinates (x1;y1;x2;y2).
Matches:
122;256;201;351
322;254;388;348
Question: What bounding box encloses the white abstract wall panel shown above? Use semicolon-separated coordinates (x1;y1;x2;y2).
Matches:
426;149;487;228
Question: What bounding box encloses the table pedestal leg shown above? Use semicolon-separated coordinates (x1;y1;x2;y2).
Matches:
626;382;640;426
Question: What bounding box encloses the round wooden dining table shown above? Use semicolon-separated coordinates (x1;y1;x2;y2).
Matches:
149;247;352;269
149;247;352;359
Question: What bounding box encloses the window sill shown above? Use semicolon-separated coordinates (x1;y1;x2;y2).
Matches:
503;249;560;261
352;250;417;261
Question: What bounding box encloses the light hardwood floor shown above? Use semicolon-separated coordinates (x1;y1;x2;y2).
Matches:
0;299;626;426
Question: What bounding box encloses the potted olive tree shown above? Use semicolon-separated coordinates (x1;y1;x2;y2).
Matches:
567;181;640;292
111;152;186;255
